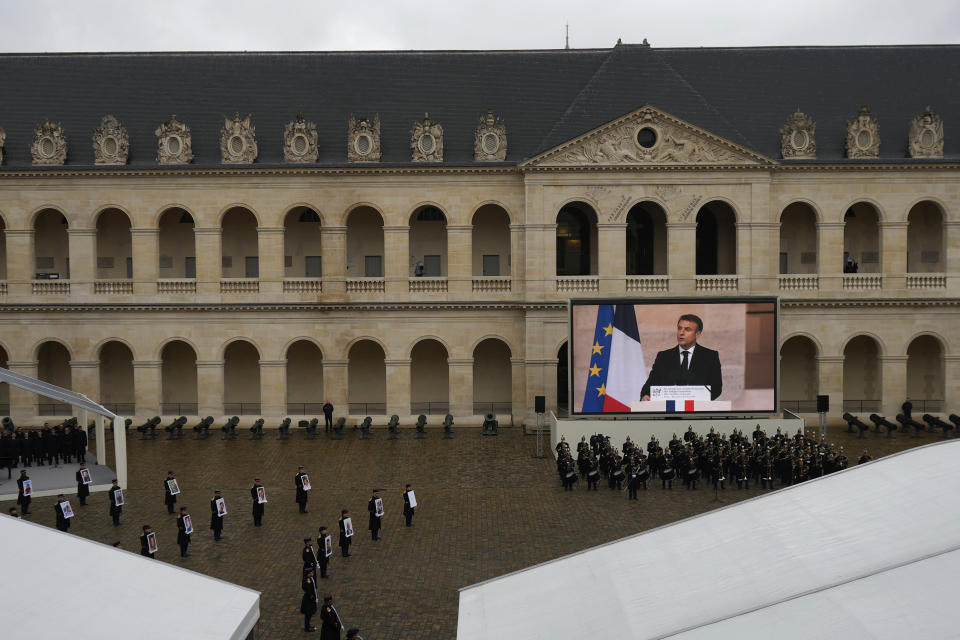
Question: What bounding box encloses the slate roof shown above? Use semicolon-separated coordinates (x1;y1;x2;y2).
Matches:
0;43;958;169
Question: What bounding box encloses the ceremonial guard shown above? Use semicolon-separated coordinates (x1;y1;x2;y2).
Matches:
367;489;383;540
338;510;352;557
586;455;600;490
858;450;872;465
303;537;319;577
319;595;343;640
251;477;265;526
301;568;319;632
54;494;70;532
403;484;415;526
16;469;31;514
176;507;191;557
76;463;90;506
295;465;310;514
109;478;123;525
164;470;178;514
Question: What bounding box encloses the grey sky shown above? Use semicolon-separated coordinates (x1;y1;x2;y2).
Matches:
1;0;957;52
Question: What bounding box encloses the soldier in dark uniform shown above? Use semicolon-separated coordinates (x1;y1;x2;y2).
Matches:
586;455;600;490
367;489;382;541
660;454;675;489
109;478;123;525
54;494;70;532
164;470;178;514
858;450;872;465
250;477;265;526
402;484;415;526
303;537;319;578
140;524;156;558
210;489;225;541
296;465;309;514
322;401;334;432
319;594;343;639
16;469;31;514
176;506;191;557
301;568;319;632
76;463;90;506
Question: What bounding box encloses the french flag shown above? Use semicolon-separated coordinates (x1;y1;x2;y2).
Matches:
665;400;696;412
602;305;646;412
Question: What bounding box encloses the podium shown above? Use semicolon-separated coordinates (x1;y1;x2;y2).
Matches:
632;386;730;412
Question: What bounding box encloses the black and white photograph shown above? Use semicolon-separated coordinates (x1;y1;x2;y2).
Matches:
79;468;92;485
374;497;384;517
183;514;194;535
343;517;354;538
60;500;74;518
256;486;267;504
146;532;158;554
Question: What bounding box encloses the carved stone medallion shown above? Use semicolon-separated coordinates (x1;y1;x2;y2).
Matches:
31;120;68;165
0;128;5;165
779;110;816;159
283;113;318;163
347;115;381;162
908;106;943;158
92;115;129;165
474;109;507;161
845;105;880;158
220;113;258;164
155;115;193;164
411;113;443;162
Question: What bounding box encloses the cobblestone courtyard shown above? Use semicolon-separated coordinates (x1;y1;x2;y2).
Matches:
1;423;935;638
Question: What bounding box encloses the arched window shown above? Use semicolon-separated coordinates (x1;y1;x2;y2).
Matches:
556;204;597;276
95;209;133;280
348;340;386;414
221;208;259;278
161;341;197;415
284;207;323;278
696;201;736;275
779;203;817;274
158;208;196;279
843;336;881;413
410;339;449;414
626;202;667;275
223;341;261;415
843;202;880;273
286;340;323;414
409;206;448;277
346;207;385;278
779;336;819;412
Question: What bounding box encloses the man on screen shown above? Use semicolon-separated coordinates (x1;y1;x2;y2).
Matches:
640;314;723;401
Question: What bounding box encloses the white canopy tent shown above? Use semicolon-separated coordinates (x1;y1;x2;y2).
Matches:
2;515;259;639
0;366;127;488
458;440;960;639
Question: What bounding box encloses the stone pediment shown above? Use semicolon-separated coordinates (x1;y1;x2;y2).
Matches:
524;106;774;168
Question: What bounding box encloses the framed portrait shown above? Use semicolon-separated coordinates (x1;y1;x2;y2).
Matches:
60;501;74;518
115;488;125;506
343;517;354;537
183;514;194;535
146;531;158;554
167;478;180;495
80;468;92;485
301;474;311;491
257;487;267;504
374;497;384;517
22;479;32;496
407;490;417;508
324;535;333;558
215;497;227;516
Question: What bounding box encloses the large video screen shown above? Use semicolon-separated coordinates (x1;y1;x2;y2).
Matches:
570;298;778;415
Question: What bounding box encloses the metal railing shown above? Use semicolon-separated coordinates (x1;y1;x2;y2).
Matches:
36;402;74;416
905;399;944;412
161;403;198;415
473;402;513;415
842;399;882;413
348;402;386;414
102;403;135;414
223;403;261;415
286;403;326;414
410;401;450;415
780;400;818;413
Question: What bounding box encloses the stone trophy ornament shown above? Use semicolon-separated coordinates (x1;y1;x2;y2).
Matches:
31;120;68;165
411;113;443;162
845;104;880;159
908;106;943;158
155;116;194;164
474;109;507;161
92;115;129;165
0;128;5;165
347;114;381;162
283;113;319;163
779;110;816;159
220;113;258;164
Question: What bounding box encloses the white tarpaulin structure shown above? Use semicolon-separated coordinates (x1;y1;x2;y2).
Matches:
458;440;960;639
1;515;260;639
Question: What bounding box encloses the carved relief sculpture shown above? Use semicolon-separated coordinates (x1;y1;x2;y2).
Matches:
474;109;507;161
31;120;68;165
845;104;880;158
908;106;944;158
347;114;381;162
411;113;443;162
779;110;816;159
0;128;5;165
92;115;129;165
155;115;193;164
220;113;258;164
283;113;319;163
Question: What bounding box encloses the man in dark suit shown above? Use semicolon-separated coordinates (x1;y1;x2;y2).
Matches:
641;314;723;401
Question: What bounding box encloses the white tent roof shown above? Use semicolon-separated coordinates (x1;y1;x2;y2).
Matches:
458;440;960;640
2;516;259;640
0;366;116;419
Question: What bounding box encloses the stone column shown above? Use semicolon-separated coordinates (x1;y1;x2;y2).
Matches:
69;359;99;405
256;227;284;295
446;224;472;297
130;228;159;297
743;223;780;291
193;228;222;296
945;221;960;296
259;359;286;419
67;228;97;296
943;355;960;414
509;223;524;295
666;222;696;294
321;359;349;417
320;225;347;300
511;357;526;423
196;360;225;417
817;222;845;293
132;360;162;418
597;222;626;296
7;360;37;424
880;221;908;292
815;355;844;419
880;355;908;418
4;229;34;296
385;358;411;417
383;225;409;298
448;358;473;417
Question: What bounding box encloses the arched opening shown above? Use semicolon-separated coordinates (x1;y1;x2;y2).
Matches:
37;341;72;415
95;209;132;279
556;203;597;276
161;341;197;415
473;338;512;415
907;335;944;412
557;342;568;416
286;340;324;414
779;336;819;412
471;205;511;276
907;201;944;273
626;202;667;275
696;201;736;275
0;345;9;414
98;341;134;414
223;341;261;415
348;340;386;414
0;216;7;280
284;207;323;278
34;209;69;279
221;207;259;278
158;208;196;279
843;202;880;273
779;203;818;274
409;206;448;277
346;206;385;277
843;335;881;413
410;339;449;414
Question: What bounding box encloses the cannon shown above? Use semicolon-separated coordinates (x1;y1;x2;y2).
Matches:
360;416;373;440
164;416;187;440
950;414;960;435
332;416;346;440
276;417;291;440
869;413;897;438
482;412;499;436
842;412;871;439
896;413;926;438
220;416;240;440
415;414;427;439
922;414;953;438
192;416;214;440
249;418;264;440
2;417;15;434
387;415;400;439
299;418;319;440
442;414;454;439
136;416;161;440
